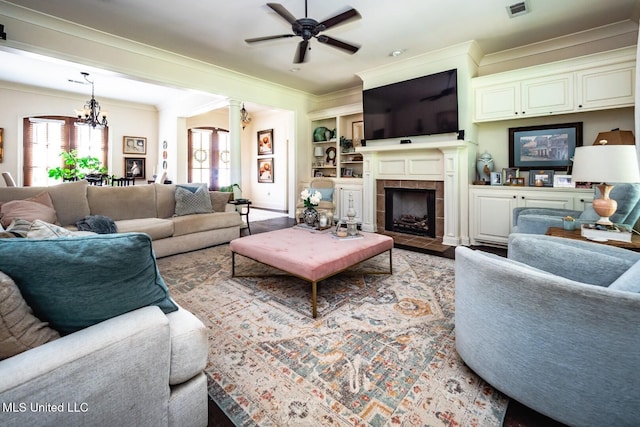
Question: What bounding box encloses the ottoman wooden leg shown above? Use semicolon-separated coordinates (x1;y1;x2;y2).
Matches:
312;280;317;318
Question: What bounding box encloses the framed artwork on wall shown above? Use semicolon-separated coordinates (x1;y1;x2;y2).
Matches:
0;128;3;163
509;122;582;171
124;157;145;179
123;136;147;155
257;129;273;155
258;158;274;183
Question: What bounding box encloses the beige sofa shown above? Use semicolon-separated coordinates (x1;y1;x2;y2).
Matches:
0;179;242;257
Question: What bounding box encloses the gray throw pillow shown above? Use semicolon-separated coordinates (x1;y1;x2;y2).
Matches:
175;184;213;216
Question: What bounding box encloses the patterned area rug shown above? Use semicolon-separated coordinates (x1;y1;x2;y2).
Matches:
157;245;508;426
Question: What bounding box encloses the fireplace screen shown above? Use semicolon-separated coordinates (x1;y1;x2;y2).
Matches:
384;188;436;237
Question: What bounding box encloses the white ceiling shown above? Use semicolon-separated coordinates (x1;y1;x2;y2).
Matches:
1;0;639;107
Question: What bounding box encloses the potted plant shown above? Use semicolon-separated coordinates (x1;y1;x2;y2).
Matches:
48;149;107;181
219;183;242;200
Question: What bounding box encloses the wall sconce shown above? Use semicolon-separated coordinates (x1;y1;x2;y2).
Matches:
240;103;251;130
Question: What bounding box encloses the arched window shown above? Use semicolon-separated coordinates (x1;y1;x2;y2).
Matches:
23;116;108;186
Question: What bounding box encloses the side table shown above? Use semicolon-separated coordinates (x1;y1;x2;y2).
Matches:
229;199;252;235
545;227;640;251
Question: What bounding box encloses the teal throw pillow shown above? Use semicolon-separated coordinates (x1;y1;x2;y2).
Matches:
0;233;177;335
175;184;213;216
307;187;334;202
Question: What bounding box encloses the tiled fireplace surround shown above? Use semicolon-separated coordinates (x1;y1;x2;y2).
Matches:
357;139;473;249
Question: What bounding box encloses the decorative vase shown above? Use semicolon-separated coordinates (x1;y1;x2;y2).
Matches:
476;150;494;182
303;207;318;227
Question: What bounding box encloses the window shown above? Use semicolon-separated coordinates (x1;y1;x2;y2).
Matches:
188;127;229;189
23;116;108;186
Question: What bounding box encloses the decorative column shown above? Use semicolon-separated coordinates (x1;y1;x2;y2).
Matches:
228;99;242;186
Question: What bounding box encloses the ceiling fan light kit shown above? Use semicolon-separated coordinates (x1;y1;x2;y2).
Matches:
245;1;361;64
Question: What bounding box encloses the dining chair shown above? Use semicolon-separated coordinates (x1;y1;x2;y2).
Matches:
2;172;16;187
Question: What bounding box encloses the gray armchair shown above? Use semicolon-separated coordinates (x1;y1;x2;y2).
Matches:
455;233;640;427
512;183;640;234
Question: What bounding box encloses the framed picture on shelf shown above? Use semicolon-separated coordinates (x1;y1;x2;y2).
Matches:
502;167;519;183
510;177;526;186
258;158;274;183
343;168;353;177
490;172;502;186
314;170;324;177
257;129;274;155
553;174;574;188
123;136;147;155
352;121;364;148
124;157;145;179
529;169;555;187
509;122;582;171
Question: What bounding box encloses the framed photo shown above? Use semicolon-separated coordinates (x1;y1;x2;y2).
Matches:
553;174;575;188
502;167;519;183
510;177;526;186
509;122;583;171
257;129;274;155
343;168;353;177
124;157;145;179
529;169;554;187
490;171;503;186
123;136;147;155
352;121;364;148
258;158;274;183
314;170;324;177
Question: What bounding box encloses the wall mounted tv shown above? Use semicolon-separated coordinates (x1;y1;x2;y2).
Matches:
363;68;459;141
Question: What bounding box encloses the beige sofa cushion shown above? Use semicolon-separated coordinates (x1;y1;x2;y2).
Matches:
0;180;90;226
0;192;58;228
88;184;157;220
115;218;174;240
171;212;241;237
210;191;232;212
155;184;177;219
0;271;60;360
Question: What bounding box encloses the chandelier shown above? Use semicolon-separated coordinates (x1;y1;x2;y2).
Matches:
240;103;251;129
75;72;108;128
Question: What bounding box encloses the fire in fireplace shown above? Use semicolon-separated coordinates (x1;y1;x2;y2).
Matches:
384;188;436;237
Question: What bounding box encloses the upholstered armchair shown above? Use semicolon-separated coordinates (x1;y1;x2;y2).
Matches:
295;178;336;224
455;233;640;426
512;183;640;234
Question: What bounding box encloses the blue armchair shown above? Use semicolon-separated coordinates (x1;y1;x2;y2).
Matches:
512;183;640;234
455;233;640;426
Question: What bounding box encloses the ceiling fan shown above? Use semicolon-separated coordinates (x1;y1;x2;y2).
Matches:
245;1;361;64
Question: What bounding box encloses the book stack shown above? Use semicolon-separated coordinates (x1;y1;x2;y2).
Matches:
580;223;632;243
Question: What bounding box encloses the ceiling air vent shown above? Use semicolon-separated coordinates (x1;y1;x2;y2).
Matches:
507;1;530;18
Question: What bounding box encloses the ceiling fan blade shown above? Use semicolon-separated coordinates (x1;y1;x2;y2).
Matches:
245;34;295;43
316;35;359;54
294;40;309;64
267;3;298;25
319;8;361;30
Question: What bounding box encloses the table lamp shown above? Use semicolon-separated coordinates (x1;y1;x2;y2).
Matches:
314;146;324;165
571;141;640;225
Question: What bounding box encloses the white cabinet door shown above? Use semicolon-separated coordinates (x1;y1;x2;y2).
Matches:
576;63;635;111
474;82;519;121
337;185;363;224
516;192;574;209
521;73;574;117
470;190;517;245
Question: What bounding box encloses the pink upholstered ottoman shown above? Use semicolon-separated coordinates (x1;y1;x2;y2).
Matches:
230;227;393;317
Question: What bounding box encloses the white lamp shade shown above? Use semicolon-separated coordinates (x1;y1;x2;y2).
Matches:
314;146;324;157
571;145;640;183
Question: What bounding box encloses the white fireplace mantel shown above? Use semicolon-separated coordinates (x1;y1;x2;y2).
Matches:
356;139;476;246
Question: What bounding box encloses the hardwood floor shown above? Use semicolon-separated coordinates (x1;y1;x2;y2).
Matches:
206;215;566;427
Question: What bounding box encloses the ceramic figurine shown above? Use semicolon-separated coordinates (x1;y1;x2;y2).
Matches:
476;150;494;182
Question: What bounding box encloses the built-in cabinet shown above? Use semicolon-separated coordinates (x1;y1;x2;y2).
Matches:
336;184;363;224
473;49;635;122
469;186;594;246
309;104;363;179
307;104;364;224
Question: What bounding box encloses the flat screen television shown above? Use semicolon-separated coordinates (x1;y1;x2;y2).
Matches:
363;69;459;141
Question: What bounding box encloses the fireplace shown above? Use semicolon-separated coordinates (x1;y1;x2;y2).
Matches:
384;188;436;237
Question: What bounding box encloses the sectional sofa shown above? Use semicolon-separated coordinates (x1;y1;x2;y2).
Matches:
0;179;242;257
